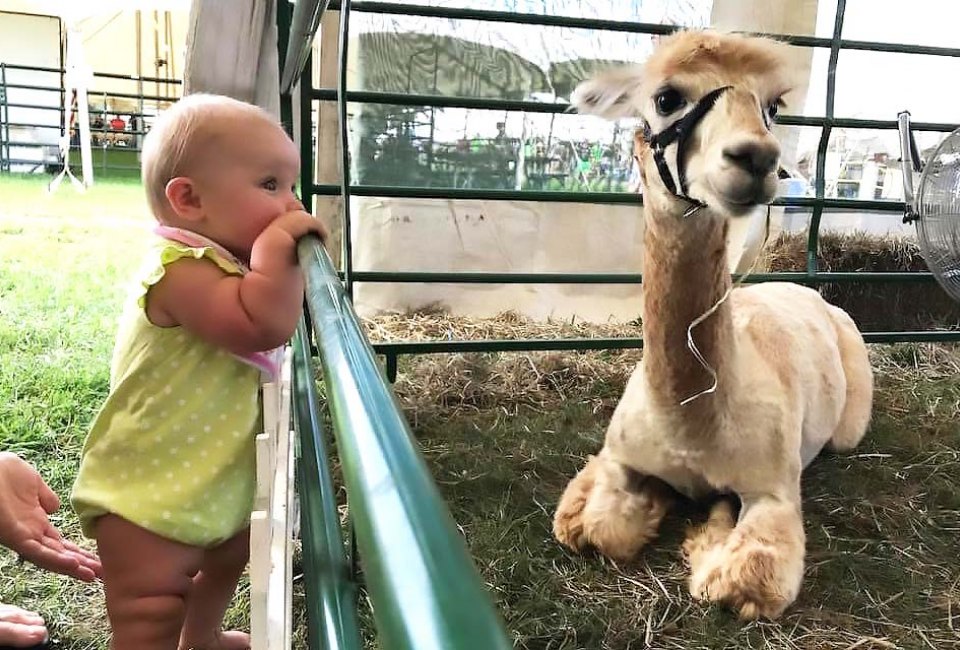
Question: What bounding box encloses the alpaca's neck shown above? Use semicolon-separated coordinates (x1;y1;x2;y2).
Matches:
641;198;735;409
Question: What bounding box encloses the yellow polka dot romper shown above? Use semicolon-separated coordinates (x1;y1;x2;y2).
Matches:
71;239;261;547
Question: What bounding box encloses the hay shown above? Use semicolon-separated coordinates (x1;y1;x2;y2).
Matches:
363;309;960;426
363;309;641;343
763;231;960;331
362;311;643;422
761;230;930;273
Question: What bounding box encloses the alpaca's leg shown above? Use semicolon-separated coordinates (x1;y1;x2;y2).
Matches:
827;306;873;451
553;451;674;562
685;495;804;620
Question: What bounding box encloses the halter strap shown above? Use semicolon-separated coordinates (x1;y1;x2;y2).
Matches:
641;86;732;211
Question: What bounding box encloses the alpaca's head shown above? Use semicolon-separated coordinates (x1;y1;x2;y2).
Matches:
573;30;796;217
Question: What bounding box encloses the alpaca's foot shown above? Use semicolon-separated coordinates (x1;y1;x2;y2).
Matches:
682;497;737;569
553;453;674;562
685;497;804;620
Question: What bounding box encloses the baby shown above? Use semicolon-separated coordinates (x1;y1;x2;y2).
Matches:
71;94;327;650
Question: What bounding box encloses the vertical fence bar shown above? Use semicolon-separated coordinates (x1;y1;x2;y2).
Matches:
300;51;315;209
806;0;847;275
336;0;354;298
0;63;7;172
385;354;397;384
281;0;331;95
278;0;295;131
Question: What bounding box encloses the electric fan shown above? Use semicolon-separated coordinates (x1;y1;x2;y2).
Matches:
898;111;960;301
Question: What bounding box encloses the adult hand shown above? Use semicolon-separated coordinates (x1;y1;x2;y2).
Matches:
0;452;101;581
0;603;48;648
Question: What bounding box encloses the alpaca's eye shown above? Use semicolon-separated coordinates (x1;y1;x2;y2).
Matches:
654;87;686;116
767;98;784;120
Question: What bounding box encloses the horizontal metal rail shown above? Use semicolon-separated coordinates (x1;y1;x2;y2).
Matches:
3;102;159;120
312;183;908;211
327;1;960;58
0;63;183;84
2;82;176;104
3;122;148;135
370;327;960;383
2;142;55;149
310;88;960;134
346;271;937;284
297;235;512;650
1;102;67;113
371;330;960;358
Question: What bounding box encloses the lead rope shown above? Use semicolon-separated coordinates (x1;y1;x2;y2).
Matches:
679;204;772;406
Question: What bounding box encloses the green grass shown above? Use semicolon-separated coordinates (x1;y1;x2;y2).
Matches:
0;174;151;647
388;342;960;649
2;172;959;649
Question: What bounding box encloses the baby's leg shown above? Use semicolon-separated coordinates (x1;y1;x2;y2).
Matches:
178;527;250;650
96;514;205;650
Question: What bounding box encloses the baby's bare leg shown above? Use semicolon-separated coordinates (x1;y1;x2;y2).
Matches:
96;515;205;650
178;527;251;650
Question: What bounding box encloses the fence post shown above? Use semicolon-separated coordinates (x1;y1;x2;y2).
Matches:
0;63;8;173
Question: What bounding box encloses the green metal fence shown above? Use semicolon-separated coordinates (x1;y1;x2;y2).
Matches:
295;238;513;649
284;1;960;647
304;0;960;386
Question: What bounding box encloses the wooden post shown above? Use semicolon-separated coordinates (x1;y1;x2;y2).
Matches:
250;347;295;650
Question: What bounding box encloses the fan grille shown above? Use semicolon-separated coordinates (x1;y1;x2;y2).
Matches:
917;127;960;303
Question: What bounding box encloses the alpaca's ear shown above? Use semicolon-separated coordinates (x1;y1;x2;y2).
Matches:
570;66;643;119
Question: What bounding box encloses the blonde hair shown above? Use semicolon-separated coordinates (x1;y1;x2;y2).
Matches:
141;93;279;220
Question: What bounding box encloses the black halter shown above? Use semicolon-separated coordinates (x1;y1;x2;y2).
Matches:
641;86;732;212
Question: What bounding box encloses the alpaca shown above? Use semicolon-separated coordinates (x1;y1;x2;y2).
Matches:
552;30;873;620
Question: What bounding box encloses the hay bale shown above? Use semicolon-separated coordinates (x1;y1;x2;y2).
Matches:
763;231;960;331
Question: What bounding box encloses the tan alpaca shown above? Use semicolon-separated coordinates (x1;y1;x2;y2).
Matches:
552;30;873;620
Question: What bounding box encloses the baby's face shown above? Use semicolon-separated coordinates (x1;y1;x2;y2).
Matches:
194;116;302;260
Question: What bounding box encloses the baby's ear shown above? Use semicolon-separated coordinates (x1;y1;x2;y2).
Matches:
165;177;203;222
570;66;644;120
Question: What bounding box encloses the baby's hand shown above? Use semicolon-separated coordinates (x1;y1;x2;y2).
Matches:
250;210;330;273
267;209;330;244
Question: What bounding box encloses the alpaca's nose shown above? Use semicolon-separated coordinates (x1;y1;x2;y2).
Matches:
722;140;779;177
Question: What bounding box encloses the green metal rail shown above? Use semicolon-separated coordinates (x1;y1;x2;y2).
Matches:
296;236;513;649
292;320;362;650
299;0;960;371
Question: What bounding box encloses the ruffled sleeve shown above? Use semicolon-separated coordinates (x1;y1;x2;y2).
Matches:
137;243;242;310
